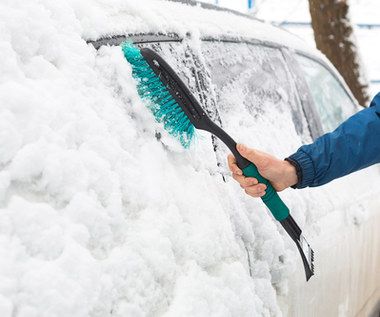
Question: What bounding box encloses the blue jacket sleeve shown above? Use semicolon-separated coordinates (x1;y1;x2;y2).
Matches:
288;92;380;188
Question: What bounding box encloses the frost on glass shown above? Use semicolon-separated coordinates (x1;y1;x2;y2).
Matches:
137;42;200;102
135;42;202;149
146;42;222;126
296;54;357;133
200;41;310;156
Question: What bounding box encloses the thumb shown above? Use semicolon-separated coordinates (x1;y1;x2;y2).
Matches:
236;143;265;169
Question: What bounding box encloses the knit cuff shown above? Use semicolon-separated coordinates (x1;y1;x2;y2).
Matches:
284;157;302;189
287;149;315;188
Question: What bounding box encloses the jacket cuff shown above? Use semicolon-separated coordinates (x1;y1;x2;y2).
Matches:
287;149;315;188
284;157;302;189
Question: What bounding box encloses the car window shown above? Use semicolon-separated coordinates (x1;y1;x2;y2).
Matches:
295;54;357;133
141;41;222;123
138;42;200;99
200;41;312;155
135;40;235;176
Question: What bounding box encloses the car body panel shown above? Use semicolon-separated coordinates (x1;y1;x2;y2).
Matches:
279;182;380;317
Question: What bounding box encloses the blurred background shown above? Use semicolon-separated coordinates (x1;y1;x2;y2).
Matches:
200;0;380;99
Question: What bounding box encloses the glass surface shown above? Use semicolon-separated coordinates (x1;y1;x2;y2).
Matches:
296;54;357;133
201;41;311;146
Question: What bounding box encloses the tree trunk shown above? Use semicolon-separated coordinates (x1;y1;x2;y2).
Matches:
308;0;370;106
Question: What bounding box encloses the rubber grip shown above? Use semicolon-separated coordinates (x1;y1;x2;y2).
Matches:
242;163;289;221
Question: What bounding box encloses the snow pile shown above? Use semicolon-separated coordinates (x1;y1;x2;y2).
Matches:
0;1;295;316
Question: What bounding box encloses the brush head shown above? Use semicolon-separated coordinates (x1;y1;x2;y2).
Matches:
121;40;197;148
122;40;251;168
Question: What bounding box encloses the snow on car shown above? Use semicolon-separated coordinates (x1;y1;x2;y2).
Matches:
0;0;379;316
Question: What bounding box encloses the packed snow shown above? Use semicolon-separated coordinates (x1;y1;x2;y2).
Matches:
0;1;379;317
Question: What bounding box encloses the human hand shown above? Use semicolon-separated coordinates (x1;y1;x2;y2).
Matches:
227;143;298;197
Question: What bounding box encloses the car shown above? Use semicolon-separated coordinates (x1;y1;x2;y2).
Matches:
88;2;380;313
86;1;380;316
2;0;379;316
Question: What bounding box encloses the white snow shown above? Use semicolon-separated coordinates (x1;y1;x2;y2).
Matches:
0;1;288;316
1;1;379;317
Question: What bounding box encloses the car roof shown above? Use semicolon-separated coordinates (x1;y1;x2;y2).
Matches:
84;0;315;55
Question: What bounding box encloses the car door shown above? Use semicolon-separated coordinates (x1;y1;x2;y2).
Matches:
279;48;380;317
196;37;380;316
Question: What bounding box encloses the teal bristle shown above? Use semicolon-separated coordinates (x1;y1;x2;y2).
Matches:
121;40;196;148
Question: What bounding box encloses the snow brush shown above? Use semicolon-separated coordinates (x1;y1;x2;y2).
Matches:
122;40;314;281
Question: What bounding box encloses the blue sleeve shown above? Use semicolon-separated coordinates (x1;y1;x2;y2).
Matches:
289;92;380;188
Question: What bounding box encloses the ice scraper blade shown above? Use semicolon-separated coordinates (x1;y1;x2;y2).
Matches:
280;215;314;281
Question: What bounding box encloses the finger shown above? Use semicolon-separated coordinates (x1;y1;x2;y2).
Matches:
234;174;258;187
245;190;266;198
236;143;268;170
236;143;256;161
244;184;267;196
227;153;242;175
